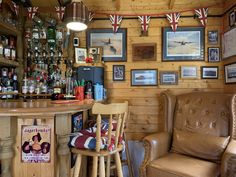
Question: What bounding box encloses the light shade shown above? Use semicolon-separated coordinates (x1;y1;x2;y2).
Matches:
64;1;89;31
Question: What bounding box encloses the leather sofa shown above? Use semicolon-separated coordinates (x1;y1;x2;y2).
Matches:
140;91;236;177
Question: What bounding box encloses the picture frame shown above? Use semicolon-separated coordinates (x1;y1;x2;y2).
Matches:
201;66;218;79
181;66;198;79
162;27;204;61
208;30;218;45
160;71;178;85
224;62;236;84
131;69;157;86
75;48;87;63
132;43;156;61
71;112;83;133
208;47;220;62
229;10;236;27
88;46;103;64
86;28;127;62
113;65;125;81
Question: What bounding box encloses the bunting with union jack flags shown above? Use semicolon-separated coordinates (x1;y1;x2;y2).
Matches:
89;11;95;22
138;15;151;35
166;12;180;32
55;6;65;21
12;1;19;16
195;8;208;26
109;14;123;33
27;7;38;20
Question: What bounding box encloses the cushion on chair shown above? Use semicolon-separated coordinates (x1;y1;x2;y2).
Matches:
147;153;220;177
171;129;230;163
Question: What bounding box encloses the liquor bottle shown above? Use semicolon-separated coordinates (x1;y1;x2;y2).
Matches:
0;36;4;57
9;36;16;61
3;36;11;60
47;26;56;50
7;70;13;99
22;73;28;94
12;71;19;99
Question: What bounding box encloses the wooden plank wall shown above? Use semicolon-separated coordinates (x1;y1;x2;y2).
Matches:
75;4;225;140
223;0;236;93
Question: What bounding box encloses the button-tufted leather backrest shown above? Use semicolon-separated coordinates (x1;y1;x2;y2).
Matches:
173;92;232;137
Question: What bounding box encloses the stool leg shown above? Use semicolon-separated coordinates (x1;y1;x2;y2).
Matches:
106;155;111;177
73;154;82;177
92;156;98;177
115;152;123;177
99;156;105;177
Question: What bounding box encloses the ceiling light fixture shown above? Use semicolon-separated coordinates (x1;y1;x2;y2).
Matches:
64;0;89;31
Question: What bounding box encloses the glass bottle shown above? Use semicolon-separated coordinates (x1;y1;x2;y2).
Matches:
12;71;19;99
22;73;28;94
47;26;56;50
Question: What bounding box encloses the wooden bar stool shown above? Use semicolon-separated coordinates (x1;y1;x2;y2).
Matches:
71;101;128;177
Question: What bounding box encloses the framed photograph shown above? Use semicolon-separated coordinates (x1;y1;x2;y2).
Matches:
208;30;218;45
201;66;218;79
162;27;204;61
132;43;156;61
75;48;87;63
160;71;178;85
131;69;157;86
88;46;103;64
113;65;125;81
71;112;83;133
181;66;198;79
224;62;236;84
208;47;220;62
86;28;127;62
229;10;236;27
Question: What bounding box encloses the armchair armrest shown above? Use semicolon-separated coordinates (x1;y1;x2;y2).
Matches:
221;140;236;177
140;132;171;177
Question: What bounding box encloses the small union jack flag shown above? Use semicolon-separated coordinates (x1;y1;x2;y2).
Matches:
109;14;122;33
166;12;180;32
12;1;19;16
195;8;208;26
27;7;38;20
89;11;95;22
55;6;65;21
138;15;151;33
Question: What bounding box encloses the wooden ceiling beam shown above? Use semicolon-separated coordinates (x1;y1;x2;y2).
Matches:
169;0;176;9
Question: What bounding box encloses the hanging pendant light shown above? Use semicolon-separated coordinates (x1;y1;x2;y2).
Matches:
64;0;89;31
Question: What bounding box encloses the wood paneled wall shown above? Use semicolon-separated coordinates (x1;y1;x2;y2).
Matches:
75;4;227;140
223;0;236;93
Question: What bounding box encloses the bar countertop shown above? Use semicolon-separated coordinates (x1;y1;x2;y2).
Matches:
0;99;94;116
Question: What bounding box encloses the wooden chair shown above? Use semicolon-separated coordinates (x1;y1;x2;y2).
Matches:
71;101;128;177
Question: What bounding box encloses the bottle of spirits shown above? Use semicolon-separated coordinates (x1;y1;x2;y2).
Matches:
1;68;8;99
47;26;56;50
22;73;28;94
12;71;19;99
3;36;11;60
7;70;13;99
0;36;4;57
9;36;16;61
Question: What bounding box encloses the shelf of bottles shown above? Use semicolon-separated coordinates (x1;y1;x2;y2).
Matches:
24;16;66;97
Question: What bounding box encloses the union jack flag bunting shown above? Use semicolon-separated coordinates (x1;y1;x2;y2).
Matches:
27;7;38;20
12;1;19;16
55;6;65;21
109;14;123;33
195;8;208;26
89;11;95;22
138;15;151;33
166;12;180;32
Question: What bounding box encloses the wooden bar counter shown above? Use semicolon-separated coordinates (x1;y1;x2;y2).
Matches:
0;99;94;177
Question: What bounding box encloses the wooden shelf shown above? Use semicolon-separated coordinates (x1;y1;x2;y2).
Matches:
0;57;20;67
74;63;105;67
0;20;20;36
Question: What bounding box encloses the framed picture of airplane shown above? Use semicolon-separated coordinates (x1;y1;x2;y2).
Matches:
86;28;127;62
162;27;205;61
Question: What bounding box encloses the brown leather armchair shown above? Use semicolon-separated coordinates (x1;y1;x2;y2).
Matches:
140;91;236;177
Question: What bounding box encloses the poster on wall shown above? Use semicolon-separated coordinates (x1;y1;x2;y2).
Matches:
222;27;236;59
21;125;51;163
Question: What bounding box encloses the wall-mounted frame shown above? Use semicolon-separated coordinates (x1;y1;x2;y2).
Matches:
160;71;178;85
181;66;198;79
208;47;220;62
113;65;125;81
222;27;236;59
132;43;156;61
201;66;218;79
224;62;236;84
86;28;127;62
162;27;204;61
208;30;218;45
131;69;157;86
229;10;236;28
75;48;87;63
88;46;103;64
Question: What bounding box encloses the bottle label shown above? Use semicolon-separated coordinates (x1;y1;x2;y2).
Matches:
22;86;28;94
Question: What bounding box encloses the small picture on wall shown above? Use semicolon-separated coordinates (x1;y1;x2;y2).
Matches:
201;66;218;79
224;62;236;84
229;10;236;27
75;48;87;63
160;71;178;85
113;65;125;81
181;66;198;79
208;31;218;45
132;43;156;61
208;47;220;62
